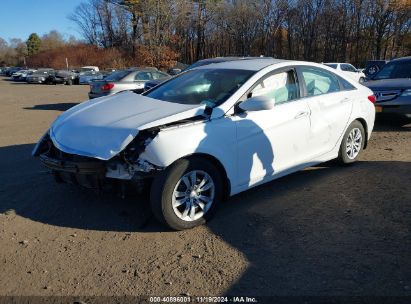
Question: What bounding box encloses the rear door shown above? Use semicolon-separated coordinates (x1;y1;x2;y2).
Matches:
297;66;354;158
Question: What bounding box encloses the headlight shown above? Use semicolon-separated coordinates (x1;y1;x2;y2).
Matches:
401;89;411;96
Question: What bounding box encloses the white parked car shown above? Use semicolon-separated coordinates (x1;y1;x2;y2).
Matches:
80;66;99;72
33;59;376;230
324;63;366;83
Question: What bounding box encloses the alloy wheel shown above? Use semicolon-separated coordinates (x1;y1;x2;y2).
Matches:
172;170;215;221
346;127;362;159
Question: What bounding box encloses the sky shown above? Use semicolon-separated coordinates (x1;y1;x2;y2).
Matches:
0;0;84;42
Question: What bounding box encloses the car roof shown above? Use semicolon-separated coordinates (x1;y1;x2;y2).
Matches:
194;58;288;71
390;56;411;63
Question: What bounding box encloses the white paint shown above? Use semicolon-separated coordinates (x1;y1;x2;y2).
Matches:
42;59;375;197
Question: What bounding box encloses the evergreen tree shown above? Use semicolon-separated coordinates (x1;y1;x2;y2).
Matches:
26;33;41;56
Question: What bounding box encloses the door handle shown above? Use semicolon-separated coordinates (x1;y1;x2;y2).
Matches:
294;111;309;119
340;97;351;103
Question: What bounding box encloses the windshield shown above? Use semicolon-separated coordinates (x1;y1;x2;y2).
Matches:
144;68;254;107
104;70;130;81
373;61;411;80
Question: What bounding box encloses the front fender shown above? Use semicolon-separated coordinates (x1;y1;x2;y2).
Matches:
139;118;237;186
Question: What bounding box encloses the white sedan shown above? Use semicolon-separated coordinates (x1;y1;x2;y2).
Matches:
324;63;366;83
33;59;376;230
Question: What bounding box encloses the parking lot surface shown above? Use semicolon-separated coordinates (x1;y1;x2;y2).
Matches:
0;77;410;297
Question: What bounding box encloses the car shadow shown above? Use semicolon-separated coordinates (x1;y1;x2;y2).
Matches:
0;144;156;232
1;144;410;296
374;115;411;132
24;103;80;111
208;160;411;296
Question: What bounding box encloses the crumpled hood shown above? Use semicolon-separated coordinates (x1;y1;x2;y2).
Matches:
364;78;411;91
50;91;205;160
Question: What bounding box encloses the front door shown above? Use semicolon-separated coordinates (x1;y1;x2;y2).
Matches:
234;69;311;187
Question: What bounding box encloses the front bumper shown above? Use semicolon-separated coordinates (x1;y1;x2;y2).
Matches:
39;151;106;189
374;94;411;115
39;154;105;174
376;104;411;116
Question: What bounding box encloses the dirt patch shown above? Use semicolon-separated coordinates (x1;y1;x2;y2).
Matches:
0;77;410;297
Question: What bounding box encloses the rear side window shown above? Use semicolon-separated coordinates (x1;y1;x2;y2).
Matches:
152;71;168;79
338;76;356;90
301;67;340;96
250;70;299;105
324;64;337;69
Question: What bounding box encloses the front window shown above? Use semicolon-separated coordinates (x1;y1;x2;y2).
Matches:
250;70;299;105
373;61;411;80
144;69;254;107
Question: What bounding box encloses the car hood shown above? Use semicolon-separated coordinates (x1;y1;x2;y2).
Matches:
49;91;206;160
364;78;411;91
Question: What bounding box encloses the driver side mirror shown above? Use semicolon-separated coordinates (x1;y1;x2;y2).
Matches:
239;95;275;112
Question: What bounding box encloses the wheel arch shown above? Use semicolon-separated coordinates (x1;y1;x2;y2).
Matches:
354;117;369;149
178;152;231;200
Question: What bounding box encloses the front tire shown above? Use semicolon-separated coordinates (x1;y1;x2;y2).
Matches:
338;120;365;164
150;157;223;230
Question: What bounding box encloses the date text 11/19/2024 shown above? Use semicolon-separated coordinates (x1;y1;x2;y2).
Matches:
149;296;258;303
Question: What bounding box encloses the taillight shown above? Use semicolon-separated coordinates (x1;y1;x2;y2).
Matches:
368;95;376;104
101;83;114;91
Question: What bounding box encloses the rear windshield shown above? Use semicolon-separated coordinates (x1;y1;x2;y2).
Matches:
104;70;131;81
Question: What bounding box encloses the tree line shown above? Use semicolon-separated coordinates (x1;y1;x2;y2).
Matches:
69;0;411;67
1;0;410;69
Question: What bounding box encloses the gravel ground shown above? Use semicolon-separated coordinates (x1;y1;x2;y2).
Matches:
0;77;410;298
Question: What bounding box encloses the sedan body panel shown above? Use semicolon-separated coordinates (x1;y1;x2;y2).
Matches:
34;59;375;200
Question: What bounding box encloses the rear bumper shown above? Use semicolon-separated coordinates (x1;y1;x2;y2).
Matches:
88;92;110;99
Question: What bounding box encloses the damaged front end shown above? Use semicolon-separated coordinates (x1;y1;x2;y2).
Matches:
32;128;164;193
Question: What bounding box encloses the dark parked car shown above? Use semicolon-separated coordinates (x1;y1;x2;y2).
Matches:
88;68;169;99
5;67;24;77
51;70;77;85
363;56;411;119
26;69;55;84
364;60;388;77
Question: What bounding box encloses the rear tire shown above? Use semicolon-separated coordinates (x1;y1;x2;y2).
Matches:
150;157;223;230
338;120;365;164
